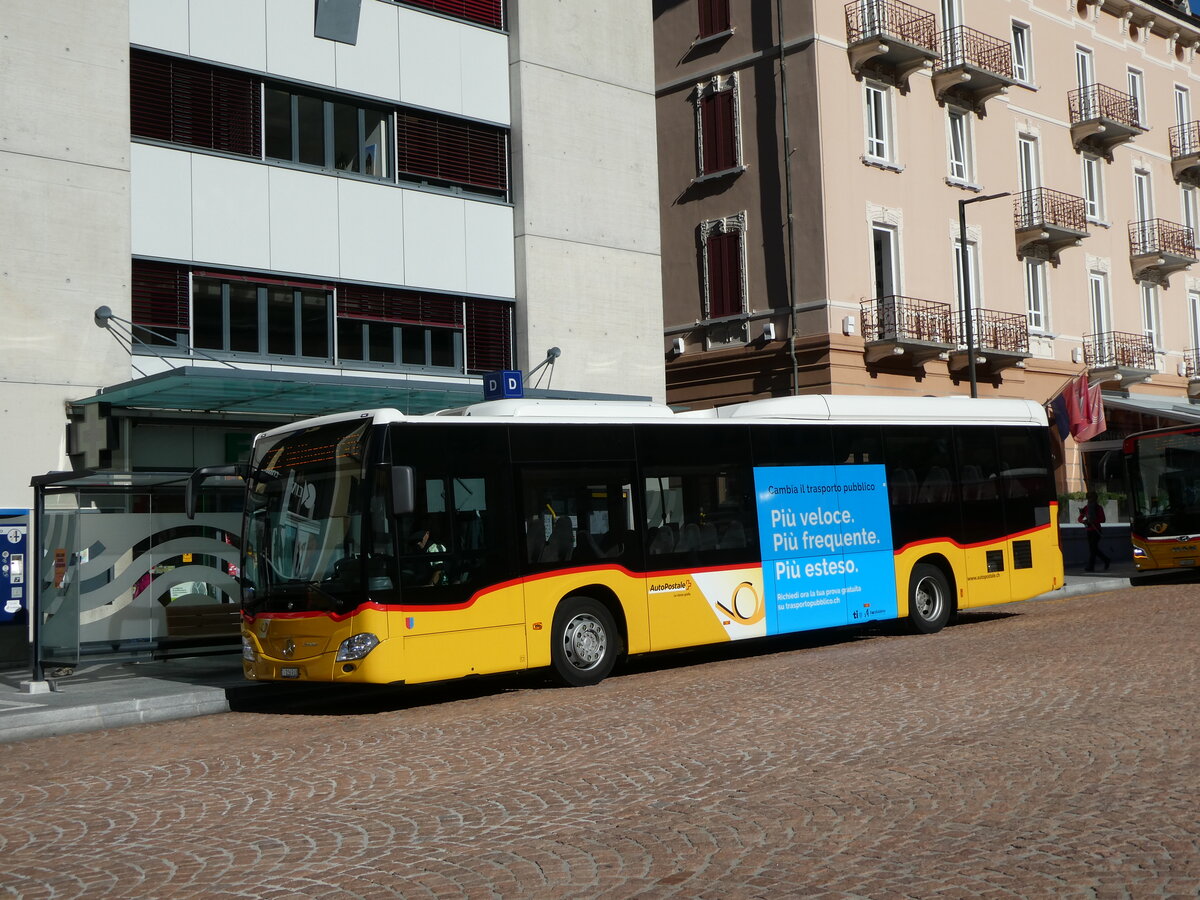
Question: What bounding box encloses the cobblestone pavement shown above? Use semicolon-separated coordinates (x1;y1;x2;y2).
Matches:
1;585;1197;899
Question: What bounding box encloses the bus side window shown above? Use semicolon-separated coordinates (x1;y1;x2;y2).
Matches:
643;466;756;562
520;466;637;570
884;427;962;548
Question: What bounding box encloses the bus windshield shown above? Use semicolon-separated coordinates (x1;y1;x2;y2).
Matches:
1127;428;1200;535
242;418;372;614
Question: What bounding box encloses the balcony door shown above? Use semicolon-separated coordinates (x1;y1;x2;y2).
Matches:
873;224;901;338
1017;134;1041;223
1076;46;1095;117
1088;271;1111;353
1176;85;1191;129
1134;170;1154;249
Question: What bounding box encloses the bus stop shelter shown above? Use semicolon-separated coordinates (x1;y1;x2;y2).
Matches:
28;470;243;683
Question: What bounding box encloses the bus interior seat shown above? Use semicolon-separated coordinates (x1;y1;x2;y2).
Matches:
960;465;982;500
718;521;746;549
526;516;546;562
648;526;675;555
699;523;718;550
917;466;952;503
676;523;700;553
574;529;605;561
890;468;917;504
540;518;574;563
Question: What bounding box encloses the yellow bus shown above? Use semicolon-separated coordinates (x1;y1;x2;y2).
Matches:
190;395;1063;687
1123;423;1200;571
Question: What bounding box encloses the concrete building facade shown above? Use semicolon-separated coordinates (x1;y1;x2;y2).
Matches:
654;0;1200;495
0;0;665;512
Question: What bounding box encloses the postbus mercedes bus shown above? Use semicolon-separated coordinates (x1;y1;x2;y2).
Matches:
188;395;1063;687
1123;422;1200;571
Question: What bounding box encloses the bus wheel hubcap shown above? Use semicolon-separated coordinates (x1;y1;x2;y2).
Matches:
563;613;606;670
915;578;941;618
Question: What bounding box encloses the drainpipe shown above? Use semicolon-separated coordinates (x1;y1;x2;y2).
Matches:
777;0;799;396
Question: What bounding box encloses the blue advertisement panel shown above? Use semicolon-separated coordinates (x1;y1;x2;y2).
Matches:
753;465;897;635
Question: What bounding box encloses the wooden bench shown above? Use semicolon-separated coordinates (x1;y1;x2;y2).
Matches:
158;603;243;658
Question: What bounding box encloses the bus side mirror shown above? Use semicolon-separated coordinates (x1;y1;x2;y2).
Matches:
185;464;246;519
391;466;414;515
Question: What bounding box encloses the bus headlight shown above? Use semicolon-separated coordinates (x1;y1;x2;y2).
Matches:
242;636;256;661
336;633;380;661
1133;547;1147;558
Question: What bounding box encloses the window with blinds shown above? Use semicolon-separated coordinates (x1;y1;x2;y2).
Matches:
131;260;190;346
399;0;504;30
698;0;730;38
705;230;743;319
130;50;261;156
700;90;737;175
396;110;508;195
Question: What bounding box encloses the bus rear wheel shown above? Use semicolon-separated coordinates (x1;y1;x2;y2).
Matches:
550;596;619;687
908;563;951;634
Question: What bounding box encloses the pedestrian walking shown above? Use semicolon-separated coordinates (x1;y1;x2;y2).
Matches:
1077;491;1110;572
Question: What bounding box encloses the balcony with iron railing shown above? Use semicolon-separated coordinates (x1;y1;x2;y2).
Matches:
931;25;1015;113
859;295;954;365
1169;121;1200;185
1068;83;1146;160
1186;348;1200;398
1128;218;1197;284
1013;188;1089;264
1084;331;1156;386
844;0;939;90
949;307;1030;374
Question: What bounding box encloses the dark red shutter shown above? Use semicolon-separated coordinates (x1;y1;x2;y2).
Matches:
338;285;463;327
131;50;261;157
706;231;741;319
397;110;507;193
131;259;190;330
465;299;513;373
699;0;730;38
401;0;504;29
701;90;736;174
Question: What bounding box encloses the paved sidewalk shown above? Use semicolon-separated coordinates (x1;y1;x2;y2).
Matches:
0;562;1175;745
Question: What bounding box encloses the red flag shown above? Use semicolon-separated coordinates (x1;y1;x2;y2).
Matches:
1075;382;1106;442
1063;375;1087;438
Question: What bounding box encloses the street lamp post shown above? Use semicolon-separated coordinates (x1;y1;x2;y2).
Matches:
957;191;1012;398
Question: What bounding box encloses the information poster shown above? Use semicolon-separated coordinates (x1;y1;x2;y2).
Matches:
753;464;898;634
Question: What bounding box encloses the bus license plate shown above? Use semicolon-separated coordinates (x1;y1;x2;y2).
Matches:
280;667;300;678
1179;559;1195;566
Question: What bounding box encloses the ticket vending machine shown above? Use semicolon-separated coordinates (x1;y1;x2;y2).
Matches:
0;509;30;666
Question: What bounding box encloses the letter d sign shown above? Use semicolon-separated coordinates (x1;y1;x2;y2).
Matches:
483;370;524;401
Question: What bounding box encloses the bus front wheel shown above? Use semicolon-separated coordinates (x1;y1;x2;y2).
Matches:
907;564;951;634
550;596;619;687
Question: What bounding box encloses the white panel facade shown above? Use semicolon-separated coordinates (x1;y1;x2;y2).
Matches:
334;0;401;101
190;156;271;269
337;180;406;287
268;167;341;277
465;203;517;298
459;27;512;124
129;0;189;54
265;0;336;86
398;9;464;116
188;0;267;70
130;144;193;261
403;191;467;293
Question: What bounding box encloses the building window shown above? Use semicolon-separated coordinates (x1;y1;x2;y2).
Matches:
1128;67;1146;127
947;108;973;183
872;223;900;299
953;237;979;311
1011;21;1032;84
193;274;334;360
397;0;504;30
1182;184;1198;238
1082;154;1104;221
694;74;741;178
265;87;391;179
1025;259;1047;332
395;109;508;195
336;285;463;370
131;260;513;374
130;50;261;156
698;0;730;38
131;49;509;198
699;214;747;327
1088;271;1110;335
1189;290;1200;352
864;81;894;163
1176;85;1192;128
1141;282;1162;349
1017;134;1040;192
